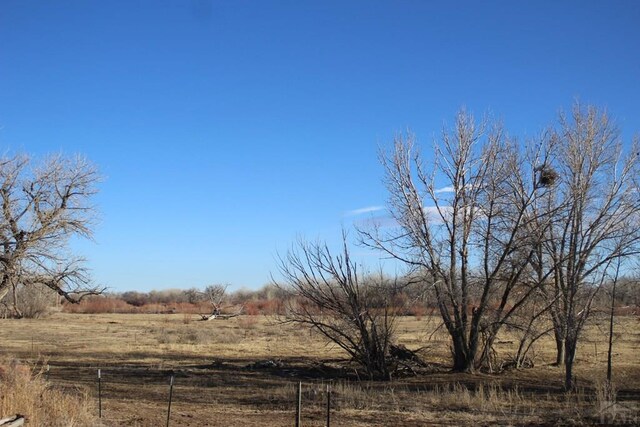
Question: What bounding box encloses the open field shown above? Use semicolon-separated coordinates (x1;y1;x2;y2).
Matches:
0;313;639;426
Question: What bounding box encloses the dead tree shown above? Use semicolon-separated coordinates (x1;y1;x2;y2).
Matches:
199;284;243;320
0;154;104;315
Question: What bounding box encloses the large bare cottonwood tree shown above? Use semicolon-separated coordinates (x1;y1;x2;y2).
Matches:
0;154;103;317
360;111;554;372
539;105;640;389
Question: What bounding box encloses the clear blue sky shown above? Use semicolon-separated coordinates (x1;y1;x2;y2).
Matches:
1;1;639;292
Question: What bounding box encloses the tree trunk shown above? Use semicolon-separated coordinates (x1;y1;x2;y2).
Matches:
564;337;577;391
451;334;474;372
554;330;565;366
0;286;9;305
11;284;22;319
607;261;620;386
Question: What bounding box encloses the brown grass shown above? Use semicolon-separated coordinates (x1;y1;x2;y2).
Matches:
0;313;638;426
0;359;98;426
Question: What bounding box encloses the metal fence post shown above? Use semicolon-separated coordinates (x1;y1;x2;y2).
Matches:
326;384;331;427
295;381;302;427
166;375;174;427
97;369;102;418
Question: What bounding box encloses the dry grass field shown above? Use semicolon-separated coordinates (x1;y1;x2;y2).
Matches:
0;312;638;426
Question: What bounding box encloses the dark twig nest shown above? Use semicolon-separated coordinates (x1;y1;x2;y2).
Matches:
535;166;558;188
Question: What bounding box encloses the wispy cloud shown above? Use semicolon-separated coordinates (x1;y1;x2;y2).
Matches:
356;215;398;229
434;186;455;194
423;205;454;223
345;206;384;216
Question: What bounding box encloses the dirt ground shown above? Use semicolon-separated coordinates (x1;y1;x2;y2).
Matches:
0;313;638;426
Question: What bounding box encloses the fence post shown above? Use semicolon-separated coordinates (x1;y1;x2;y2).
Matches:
166;375;174;427
97;369;102;418
326;384;331;427
295;381;302;427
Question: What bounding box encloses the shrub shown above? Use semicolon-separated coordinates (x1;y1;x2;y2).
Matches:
244;299;281;315
63;296;135;314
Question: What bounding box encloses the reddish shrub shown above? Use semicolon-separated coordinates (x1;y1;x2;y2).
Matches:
63;297;135;314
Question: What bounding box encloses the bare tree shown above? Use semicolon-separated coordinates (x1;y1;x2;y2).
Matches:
0;154;103;316
199;284;243;320
202;284;226;319
540;105;640;390
359;111;554;372
275;235;398;380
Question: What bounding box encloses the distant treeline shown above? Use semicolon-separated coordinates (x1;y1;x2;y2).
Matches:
62;284;285;315
60;278;639;316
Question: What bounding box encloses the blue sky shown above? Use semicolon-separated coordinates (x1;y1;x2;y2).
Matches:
1;1;639;292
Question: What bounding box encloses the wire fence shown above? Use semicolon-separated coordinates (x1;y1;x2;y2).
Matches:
51;364;340;426
33;362;640;426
